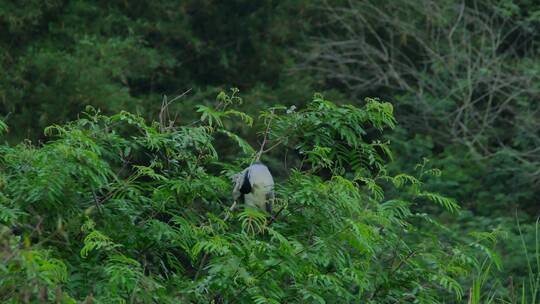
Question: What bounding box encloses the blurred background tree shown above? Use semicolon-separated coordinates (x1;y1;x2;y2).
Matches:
0;0;314;141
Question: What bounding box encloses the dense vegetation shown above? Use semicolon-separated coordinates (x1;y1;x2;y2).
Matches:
0;0;539;303
0;96;483;302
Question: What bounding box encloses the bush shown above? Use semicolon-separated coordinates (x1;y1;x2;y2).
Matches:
0;93;499;303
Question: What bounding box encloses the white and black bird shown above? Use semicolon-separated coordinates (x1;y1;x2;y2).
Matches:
232;162;275;214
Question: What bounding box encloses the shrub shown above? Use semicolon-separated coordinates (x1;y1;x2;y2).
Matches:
0;93;496;303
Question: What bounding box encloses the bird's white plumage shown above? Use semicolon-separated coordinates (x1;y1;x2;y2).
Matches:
232;162;274;212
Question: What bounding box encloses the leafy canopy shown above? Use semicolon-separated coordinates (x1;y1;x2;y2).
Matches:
0;93;496;303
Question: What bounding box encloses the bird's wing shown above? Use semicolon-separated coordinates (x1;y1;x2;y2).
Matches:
232;168;249;201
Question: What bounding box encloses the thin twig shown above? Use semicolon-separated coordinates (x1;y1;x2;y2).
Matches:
267;202;288;226
159;89;192;132
253;109;275;163
369;250;416;300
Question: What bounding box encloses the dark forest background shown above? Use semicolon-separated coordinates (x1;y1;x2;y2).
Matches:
1;1;539;303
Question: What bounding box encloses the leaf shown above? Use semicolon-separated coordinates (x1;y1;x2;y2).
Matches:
80;230;119;258
224;109;253;126
238;208;267;236
218;129;256;155
418;192;460;213
0;119;8;134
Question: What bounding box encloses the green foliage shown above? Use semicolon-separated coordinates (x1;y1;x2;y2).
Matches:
0;94;497;302
1;0;538;301
0;119;7;135
0;0;312;142
304;0;540;215
302;1;540;298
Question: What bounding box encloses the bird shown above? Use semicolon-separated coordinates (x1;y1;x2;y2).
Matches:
232;162;274;214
